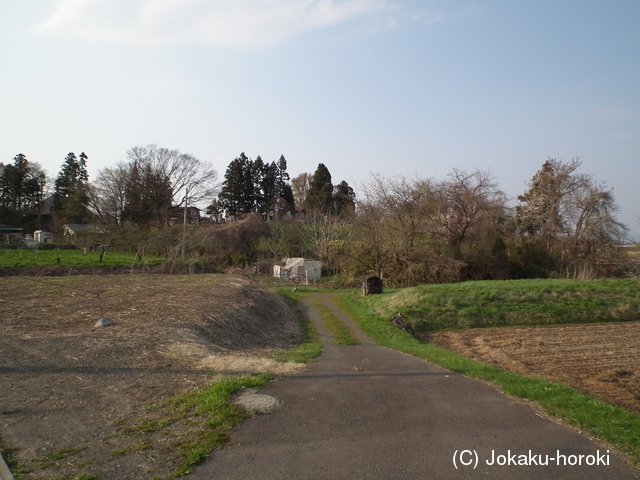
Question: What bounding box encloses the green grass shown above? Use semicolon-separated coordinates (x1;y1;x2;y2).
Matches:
35;447;87;470
273;286;324;362
0;247;164;269
272;341;323;363
1;442;29;478
120;418;173;435
311;299;359;345
352;279;640;332
164;374;275;478
339;284;640;464
107;446;131;460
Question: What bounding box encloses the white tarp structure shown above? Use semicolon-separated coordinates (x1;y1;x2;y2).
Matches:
273;257;322;282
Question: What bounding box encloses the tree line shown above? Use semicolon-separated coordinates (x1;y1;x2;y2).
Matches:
343;160;632;285
0;147;635;283
211;154;356;220
0;152;90;231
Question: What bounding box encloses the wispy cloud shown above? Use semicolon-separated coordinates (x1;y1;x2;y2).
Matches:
35;0;403;48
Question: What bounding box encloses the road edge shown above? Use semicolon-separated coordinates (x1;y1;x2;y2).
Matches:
0;452;14;480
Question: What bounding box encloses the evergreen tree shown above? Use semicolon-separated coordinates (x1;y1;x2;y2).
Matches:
305;163;333;213
0;154;47;227
121;160;173;227
275;155;295;216
122;161;145;225
516;160;565;238
275;156;289;190
333;180;355;218
53;152;90;223
206;199;224;223
252;156;271;216
219;153;254;218
218;153;295;219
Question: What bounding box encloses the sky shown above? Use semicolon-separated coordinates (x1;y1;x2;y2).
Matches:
1;0;639;239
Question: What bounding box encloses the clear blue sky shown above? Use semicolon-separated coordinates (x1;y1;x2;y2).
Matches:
1;1;639;238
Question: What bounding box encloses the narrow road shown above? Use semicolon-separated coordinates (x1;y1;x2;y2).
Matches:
190;293;638;479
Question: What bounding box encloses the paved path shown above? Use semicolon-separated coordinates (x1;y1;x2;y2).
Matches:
190;293;638;479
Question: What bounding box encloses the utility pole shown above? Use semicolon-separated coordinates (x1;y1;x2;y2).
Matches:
182;187;189;260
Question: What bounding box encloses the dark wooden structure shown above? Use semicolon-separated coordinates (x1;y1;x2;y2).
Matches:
362;276;383;295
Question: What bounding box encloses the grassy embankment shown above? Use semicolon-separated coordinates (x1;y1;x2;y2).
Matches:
331;278;640;463
362;278;640;332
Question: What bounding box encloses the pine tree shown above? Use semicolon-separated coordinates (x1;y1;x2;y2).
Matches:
219;153;295;219
219;153;254;218
275;155;295;215
122;161;146;225
121;160;173;227
333;180;355;218
305;163;333;213
53;152;90;223
0;154;46;227
252;156;271;217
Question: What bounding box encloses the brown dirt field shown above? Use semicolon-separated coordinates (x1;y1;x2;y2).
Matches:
0;274;304;480
426;322;640;415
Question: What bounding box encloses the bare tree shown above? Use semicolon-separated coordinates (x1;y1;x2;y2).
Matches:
349;198;392;279
298;209;347;273
92;145;218;229
91;162;129;225
350;174;439;286
350;170;511;285
291;172;311;211
435;168;507;259
561;181;628;276
126;144;218;209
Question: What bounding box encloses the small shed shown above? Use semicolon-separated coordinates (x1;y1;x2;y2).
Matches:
34;230;54;244
273;257;322;281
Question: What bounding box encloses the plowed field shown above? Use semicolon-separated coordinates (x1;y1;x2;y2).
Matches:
428;322;640;415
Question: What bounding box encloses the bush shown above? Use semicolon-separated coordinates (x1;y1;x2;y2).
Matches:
232;254;254;267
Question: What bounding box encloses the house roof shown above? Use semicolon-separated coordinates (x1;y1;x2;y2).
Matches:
283;258;305;270
39;196;54;215
283;258;321;270
173;206;202;212
63;224;109;235
0;223;23;232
